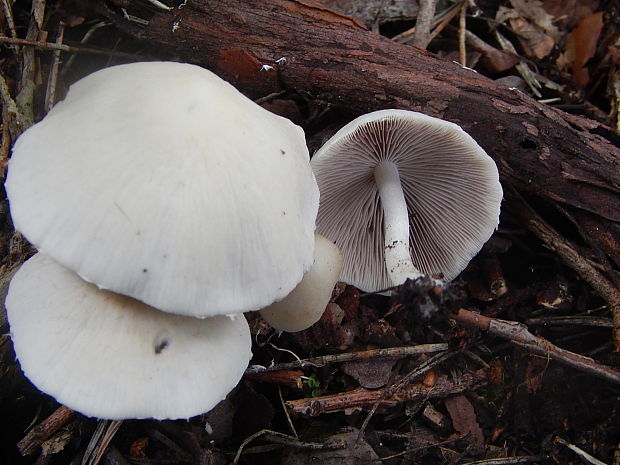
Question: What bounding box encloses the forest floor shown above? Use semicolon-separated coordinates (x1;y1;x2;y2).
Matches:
0;1;619;465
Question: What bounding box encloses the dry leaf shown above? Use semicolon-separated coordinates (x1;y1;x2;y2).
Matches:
342;358;397;388
497;0;560;59
444;394;484;454
558;12;604;86
281;428;381;465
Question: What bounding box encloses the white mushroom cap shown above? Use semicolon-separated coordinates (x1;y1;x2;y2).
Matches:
311;109;502;292
6;62;319;318
6;253;252;420
260;234;343;332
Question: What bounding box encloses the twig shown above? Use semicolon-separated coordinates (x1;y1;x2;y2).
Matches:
44;22;64;112
451;308;620;385
0;69;28;136
246;369;304;388
279;386;298;438
233;429;346;464
145;0;172;10
458;1;467;66
1;0;17;38
16;0;46;131
412;0;437;49
554;436;608;465
1;111;12;178
17;406;75;456
458;456;550;465
62;22;112;73
526;316;614;328
379;435;463;460
511;197;620;349
82;420;123;465
392;1;461;43
285;368;487;416
0;36;146;60
245;343;448;374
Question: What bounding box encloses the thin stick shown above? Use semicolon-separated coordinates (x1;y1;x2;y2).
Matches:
0;112;11;178
0;63;28;136
278;386;298;438
380;436;463;461
451;308;620;385
554;437;607;465
286;368;486;416
1;0;17;38
82;420;123;465
0;36;146;59
245;343;448;374
458;456;550;465
458;1;467;66
526;316;614;328
17;406;75;456
511;197;620;349
412;0;437;49
45;22;64;112
233;429;346;464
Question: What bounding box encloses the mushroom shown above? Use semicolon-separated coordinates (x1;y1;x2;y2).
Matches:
310;109;502;292
5;61;319;318
260;234;343;332
6;253;252;420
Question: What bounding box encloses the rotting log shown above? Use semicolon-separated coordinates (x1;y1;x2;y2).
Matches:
99;0;620;266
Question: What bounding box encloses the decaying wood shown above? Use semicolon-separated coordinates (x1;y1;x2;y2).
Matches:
17;406;74;456
101;0;620;268
285;369;487;415
451;308;620;385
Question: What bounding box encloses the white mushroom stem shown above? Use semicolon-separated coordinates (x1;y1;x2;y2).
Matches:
374;161;424;286
260;234;343;332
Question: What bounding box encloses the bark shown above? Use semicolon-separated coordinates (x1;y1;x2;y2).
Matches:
102;0;620;263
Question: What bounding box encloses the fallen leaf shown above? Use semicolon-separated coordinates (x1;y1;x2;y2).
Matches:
281;428;381;465
444;394;484;454
558;11;604;86
497;0;560;59
342;358;397;388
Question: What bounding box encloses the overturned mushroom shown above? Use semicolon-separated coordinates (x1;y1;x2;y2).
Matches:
311;109;502;292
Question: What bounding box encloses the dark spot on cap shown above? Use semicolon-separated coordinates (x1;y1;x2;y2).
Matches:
280;149;286;155
143;268;148;273
154;338;169;354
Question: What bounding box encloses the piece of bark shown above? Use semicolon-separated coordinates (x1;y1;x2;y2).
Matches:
17;406;75;456
100;0;620;268
285;370;487;415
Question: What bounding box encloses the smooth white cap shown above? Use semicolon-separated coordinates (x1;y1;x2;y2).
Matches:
260;234;343;332
6;62;319;318
6;253;252;420
311;109;502;292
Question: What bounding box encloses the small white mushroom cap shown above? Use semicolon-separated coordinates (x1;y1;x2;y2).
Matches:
311;109;502;292
6;253;252;420
6;61;319;318
260;234;343;332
